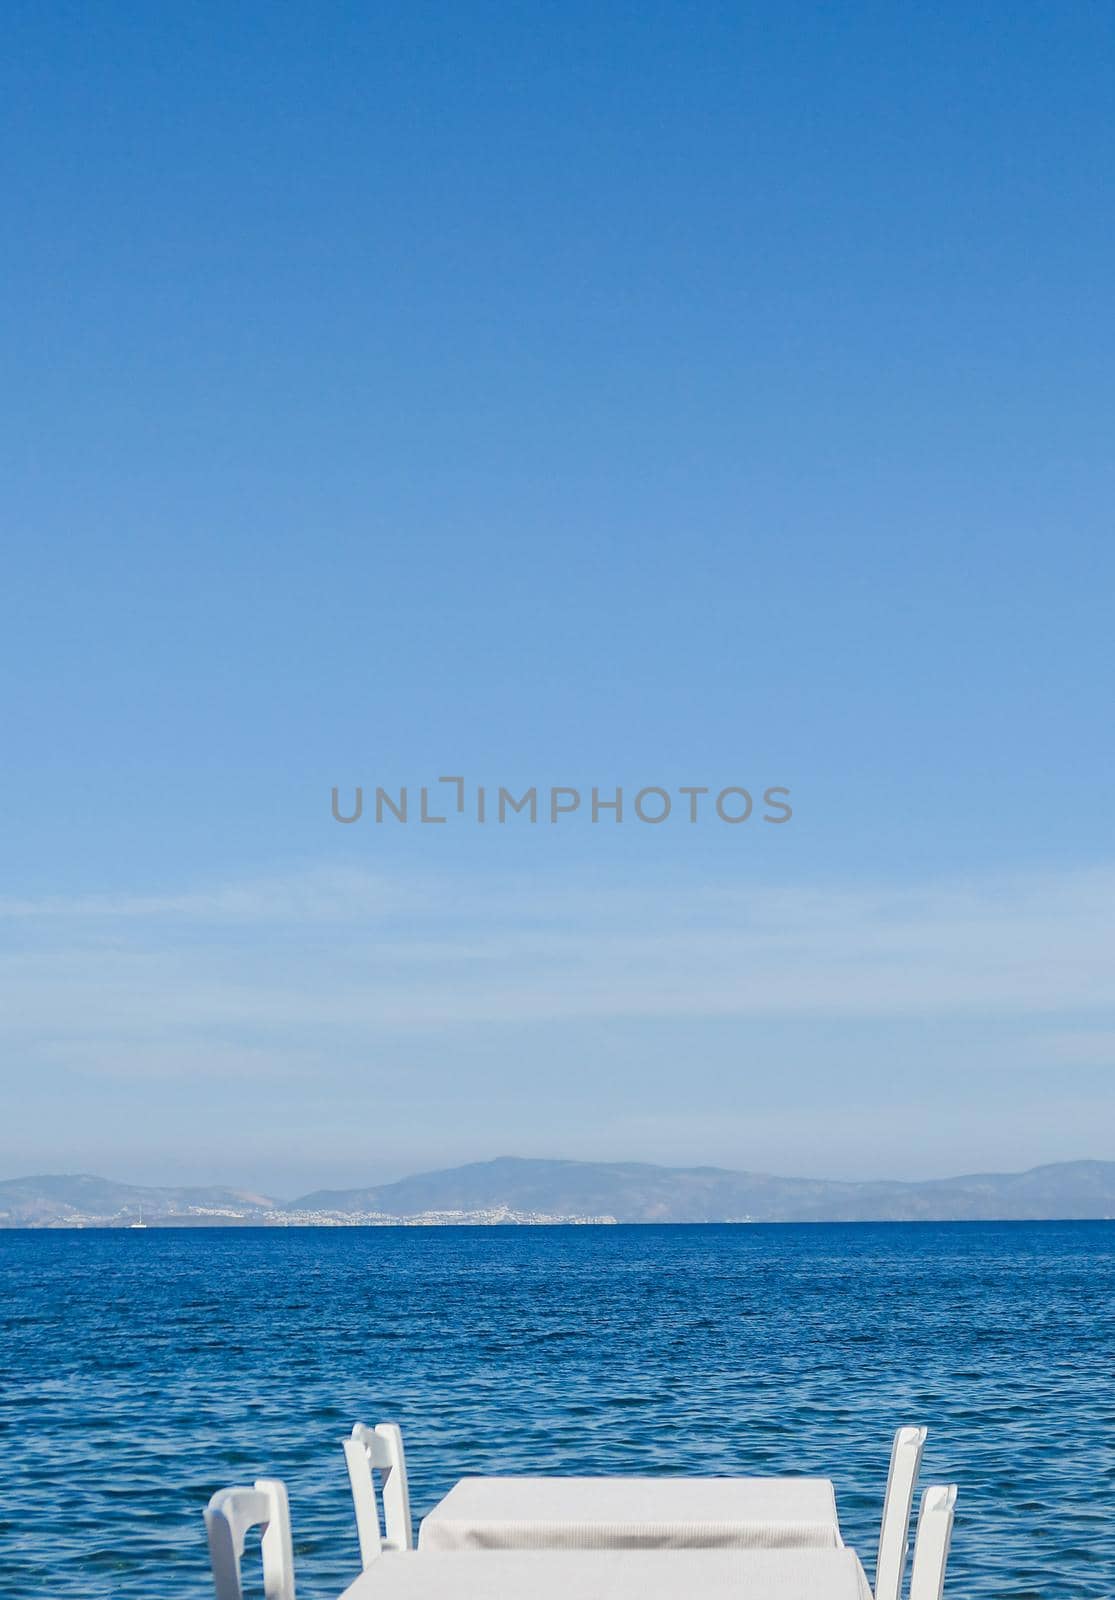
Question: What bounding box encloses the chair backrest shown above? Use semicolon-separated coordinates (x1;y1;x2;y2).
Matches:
874;1426;927;1600
204;1479;295;1600
909;1485;957;1600
343;1422;414;1566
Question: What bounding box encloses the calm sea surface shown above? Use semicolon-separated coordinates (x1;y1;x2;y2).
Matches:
1;1222;1112;1598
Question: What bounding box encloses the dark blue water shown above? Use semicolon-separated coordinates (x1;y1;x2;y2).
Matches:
1;1223;1112;1598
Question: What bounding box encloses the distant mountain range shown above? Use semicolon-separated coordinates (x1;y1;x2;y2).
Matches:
2;1157;1114;1227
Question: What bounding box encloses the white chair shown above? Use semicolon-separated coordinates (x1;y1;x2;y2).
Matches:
873;1426;927;1600
344;1422;414;1566
204;1479;296;1600
909;1485;957;1600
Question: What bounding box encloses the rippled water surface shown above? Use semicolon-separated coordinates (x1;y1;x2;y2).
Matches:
2;1223;1112;1598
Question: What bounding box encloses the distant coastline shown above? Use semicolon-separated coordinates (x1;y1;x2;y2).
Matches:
3;1156;1114;1228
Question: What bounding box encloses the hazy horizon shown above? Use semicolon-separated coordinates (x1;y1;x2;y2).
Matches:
5;857;1115;1192
5;1150;1114;1201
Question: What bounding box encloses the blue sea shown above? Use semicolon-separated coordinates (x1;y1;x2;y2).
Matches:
1;1222;1112;1599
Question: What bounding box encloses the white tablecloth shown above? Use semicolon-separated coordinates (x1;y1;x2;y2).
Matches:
418;1476;842;1552
340;1549;872;1600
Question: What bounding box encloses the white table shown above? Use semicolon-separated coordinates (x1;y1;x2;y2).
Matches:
417;1475;843;1552
340;1549;872;1600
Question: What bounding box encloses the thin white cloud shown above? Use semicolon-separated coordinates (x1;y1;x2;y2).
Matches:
1;864;1114;1067
0;866;428;924
1046;1030;1115;1066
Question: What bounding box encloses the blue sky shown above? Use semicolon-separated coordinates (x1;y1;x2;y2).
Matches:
2;2;1113;1192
